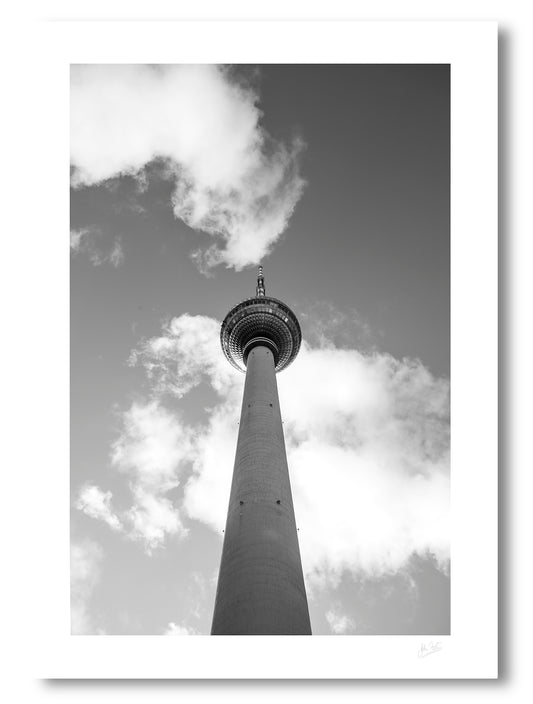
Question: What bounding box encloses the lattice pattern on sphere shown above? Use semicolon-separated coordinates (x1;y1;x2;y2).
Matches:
220;296;301;373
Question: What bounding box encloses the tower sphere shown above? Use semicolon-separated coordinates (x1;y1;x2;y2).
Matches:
220;267;301;373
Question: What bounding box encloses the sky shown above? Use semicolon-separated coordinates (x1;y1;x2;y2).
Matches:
70;64;450;636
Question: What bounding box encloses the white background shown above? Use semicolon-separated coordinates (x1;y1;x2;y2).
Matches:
1;0;530;701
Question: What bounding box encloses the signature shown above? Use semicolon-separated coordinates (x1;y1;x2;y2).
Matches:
417;641;443;658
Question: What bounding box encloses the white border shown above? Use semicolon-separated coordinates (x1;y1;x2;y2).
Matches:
27;20;497;678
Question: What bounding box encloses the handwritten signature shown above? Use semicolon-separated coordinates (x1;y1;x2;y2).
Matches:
417;641;443;658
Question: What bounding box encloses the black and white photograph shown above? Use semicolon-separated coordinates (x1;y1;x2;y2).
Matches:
70;63;451;637
1;8;508;691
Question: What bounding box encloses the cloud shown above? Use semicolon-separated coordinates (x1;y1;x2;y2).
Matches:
130;315;242;531
70;227;91;252
77;311;449;594
279;346;450;586
125;486;186;551
76;402;192;553
110;400;193;493
70;227;124;267
129;314;238;399
75;484;122;531
130;314;450;590
108;238;124;267
299;301;379;352
184;402;240;531
70;65;305;271
164;621;196;636
325;607;356;634
71;538;105;635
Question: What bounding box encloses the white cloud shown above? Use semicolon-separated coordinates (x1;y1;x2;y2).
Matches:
108;238;124;267
111;401;193;492
76;401;192;553
325;607;356;634
131;314;450;588
129;314;239;399
164;621;196;636
125;486;187;552
79;311;449;591
71;539;105;635
184;403;240;531
70;227;91;252
70;65;305;272
70;227;123;267
130;315;241;531
76;484;122;531
278;345;450;586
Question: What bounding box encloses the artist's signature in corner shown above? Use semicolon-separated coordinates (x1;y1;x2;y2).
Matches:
417;641;443;659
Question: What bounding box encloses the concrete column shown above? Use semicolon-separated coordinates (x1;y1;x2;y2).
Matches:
211;344;311;635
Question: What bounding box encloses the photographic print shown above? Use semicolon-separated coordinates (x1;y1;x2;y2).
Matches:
35;19;498;679
71;63;450;637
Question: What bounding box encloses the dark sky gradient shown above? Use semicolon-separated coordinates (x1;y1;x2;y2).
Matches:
258;64;450;377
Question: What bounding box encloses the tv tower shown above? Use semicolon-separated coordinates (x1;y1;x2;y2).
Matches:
211;266;312;635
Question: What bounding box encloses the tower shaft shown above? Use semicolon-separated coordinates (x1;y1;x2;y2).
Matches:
211;344;311;635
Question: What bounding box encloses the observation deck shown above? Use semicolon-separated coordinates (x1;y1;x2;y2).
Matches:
220;267;301;373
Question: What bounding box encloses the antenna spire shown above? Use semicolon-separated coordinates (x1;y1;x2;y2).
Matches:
256;265;265;297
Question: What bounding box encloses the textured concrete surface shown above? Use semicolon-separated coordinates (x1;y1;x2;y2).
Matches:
211;345;312;635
